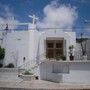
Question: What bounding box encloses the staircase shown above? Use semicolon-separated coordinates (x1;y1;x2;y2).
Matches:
18;53;46;79
17;53;70;82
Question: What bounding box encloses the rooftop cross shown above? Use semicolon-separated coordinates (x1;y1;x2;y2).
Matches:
28;14;38;25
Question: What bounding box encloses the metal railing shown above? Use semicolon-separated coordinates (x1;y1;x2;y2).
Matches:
18;53;46;76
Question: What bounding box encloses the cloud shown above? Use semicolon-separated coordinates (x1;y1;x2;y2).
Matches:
0;6;19;30
37;1;78;31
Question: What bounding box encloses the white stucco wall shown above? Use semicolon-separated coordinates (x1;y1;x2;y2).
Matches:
0;32;3;46
1;23;89;84
27;29;76;76
38;30;76;60
4;31;29;67
0;24;76;78
75;43;82;60
40;61;90;84
63;62;90;84
28;24;41;71
86;40;90;60
0;24;76;66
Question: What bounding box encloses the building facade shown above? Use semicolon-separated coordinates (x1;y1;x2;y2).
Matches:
0;22;90;84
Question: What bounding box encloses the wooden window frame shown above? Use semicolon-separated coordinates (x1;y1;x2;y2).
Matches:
46;40;63;59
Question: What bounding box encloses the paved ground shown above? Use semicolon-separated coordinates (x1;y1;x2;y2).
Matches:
0;68;90;90
0;80;90;90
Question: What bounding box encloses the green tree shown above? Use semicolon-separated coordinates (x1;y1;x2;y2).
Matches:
0;46;5;60
79;33;87;55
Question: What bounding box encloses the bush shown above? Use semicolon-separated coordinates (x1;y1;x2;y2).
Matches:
0;46;5;60
61;56;66;61
0;63;3;68
5;63;14;68
23;70;33;75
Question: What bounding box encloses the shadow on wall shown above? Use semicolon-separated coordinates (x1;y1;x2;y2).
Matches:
39;61;69;82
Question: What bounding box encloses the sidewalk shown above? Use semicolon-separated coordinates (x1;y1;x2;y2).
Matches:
0;80;90;90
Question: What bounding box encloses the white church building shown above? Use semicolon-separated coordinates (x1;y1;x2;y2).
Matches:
0;16;90;84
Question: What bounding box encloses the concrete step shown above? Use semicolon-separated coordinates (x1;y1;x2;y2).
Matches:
0;68;24;82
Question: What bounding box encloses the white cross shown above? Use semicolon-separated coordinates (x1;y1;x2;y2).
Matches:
28;14;38;25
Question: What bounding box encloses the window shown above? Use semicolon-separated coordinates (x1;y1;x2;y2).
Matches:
47;42;54;48
46;40;63;59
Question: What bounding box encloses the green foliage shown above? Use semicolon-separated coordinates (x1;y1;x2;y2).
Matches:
0;63;3;68
56;54;61;60
61;56;66;60
5;63;14;68
69;45;74;50
0;46;5;60
56;55;66;61
69;45;74;57
23;70;33;75
76;38;88;43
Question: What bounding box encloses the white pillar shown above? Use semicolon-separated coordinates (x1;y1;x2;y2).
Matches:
28;23;36;60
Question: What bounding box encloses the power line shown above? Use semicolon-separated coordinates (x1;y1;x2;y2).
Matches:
0;23;89;31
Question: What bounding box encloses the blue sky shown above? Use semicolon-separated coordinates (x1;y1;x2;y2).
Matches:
0;0;90;37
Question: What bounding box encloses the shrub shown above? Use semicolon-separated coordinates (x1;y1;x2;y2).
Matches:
0;63;3;68
69;45;74;56
5;63;14;68
61;56;66;61
23;70;33;75
56;54;61;60
0;46;5;60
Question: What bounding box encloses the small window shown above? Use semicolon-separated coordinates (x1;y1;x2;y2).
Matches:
56;42;63;48
47;43;54;48
46;40;63;59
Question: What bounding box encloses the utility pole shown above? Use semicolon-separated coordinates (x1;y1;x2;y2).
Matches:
5;24;8;35
5;24;8;31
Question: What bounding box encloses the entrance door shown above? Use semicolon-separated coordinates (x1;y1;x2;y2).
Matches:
46;40;63;59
